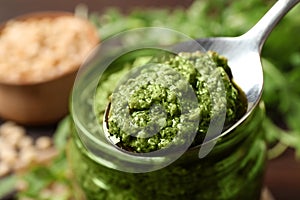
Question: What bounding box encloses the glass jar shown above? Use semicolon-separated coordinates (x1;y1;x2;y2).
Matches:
69;102;266;200
68;28;267;200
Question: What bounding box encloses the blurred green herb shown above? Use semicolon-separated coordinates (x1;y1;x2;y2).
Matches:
17;117;73;200
0;175;17;198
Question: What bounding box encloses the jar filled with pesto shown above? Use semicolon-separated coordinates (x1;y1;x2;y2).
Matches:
69;31;266;200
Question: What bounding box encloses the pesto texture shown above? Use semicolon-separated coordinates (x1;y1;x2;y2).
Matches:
103;51;247;153
70;104;265;200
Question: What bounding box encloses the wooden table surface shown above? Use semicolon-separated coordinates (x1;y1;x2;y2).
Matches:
265;149;300;200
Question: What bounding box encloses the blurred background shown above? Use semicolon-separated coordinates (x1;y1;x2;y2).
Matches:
0;0;193;22
0;0;299;199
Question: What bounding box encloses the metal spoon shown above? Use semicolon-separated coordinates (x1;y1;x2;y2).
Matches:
104;0;299;148
194;0;299;118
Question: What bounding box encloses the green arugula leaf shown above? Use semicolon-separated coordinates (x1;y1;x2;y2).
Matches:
0;175;17;198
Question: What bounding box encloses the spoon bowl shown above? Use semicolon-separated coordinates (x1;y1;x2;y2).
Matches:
103;0;299;145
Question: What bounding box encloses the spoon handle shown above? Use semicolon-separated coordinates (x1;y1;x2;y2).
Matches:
243;0;299;52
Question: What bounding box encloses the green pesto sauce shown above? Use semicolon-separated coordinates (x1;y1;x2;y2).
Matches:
96;51;247;153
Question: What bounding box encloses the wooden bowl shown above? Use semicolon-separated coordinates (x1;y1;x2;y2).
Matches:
0;12;99;125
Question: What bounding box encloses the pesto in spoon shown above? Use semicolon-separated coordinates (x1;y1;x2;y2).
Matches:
103;0;299;154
